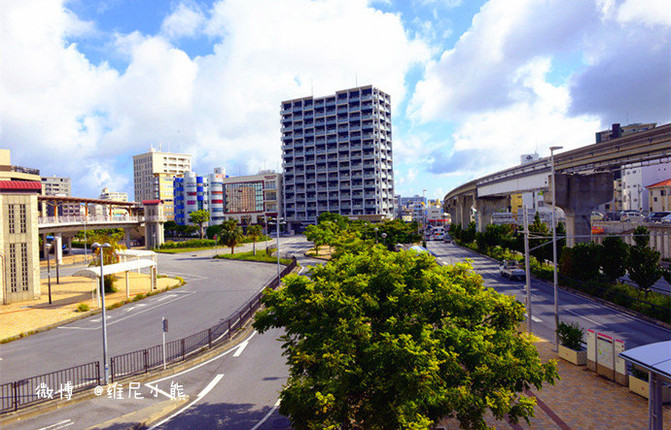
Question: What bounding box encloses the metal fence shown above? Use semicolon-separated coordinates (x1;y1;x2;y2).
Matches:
110;257;296;381
0;362;100;414
0;257;297;415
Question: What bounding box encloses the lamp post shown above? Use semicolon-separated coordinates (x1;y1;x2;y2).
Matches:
92;242;112;385
550;145;563;351
374;228;379;244
269;217;285;281
45;243;52;304
381;232;387;249
422;189;427;233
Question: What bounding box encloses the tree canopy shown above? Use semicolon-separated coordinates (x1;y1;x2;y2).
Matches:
254;241;557;429
189;209;211;239
246;224;262;255
218;219;243;254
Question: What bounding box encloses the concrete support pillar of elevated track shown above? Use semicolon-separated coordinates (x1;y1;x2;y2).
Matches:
550;172;614;247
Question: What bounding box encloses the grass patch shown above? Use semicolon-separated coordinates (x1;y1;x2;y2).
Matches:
156;247;217;254
215;249;292;265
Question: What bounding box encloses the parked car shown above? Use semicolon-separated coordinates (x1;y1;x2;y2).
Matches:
443;234;452;243
646;211;671;223
590;211;605;222
604;211;621;221
661;214;671;224
499;260;525;281
620;210;645;222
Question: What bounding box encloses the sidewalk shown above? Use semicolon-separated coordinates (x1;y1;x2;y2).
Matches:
439;330;670;429
0;273;180;341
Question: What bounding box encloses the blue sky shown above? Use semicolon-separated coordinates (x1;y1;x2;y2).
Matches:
2;0;670;201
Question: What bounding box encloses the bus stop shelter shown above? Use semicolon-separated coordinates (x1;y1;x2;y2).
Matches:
72;259;157;304
619;340;671;430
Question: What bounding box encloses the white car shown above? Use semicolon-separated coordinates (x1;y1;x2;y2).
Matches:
661;214;671;223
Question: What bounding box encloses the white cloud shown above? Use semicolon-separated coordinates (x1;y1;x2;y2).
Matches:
2;0;429;197
617;0;671;26
160;2;206;39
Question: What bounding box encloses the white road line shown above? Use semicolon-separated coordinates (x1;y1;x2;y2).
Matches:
233;341;248;357
146;331;257;385
143;383;174;400
157;294;177;302
250;398;281;430
105;293;194;326
564;308;601;326
37;420;73;430
148;374;224;430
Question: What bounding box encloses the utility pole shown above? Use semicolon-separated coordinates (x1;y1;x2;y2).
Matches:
523;205;532;335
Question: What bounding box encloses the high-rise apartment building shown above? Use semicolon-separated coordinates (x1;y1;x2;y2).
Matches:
133;148;191;220
281;85;394;231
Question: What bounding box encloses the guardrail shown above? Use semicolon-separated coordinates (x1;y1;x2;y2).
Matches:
38;215;144;225
0;257;297;415
0;362;100;414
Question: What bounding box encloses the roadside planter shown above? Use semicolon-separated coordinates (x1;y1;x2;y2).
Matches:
628;367;671;401
556;321;587;366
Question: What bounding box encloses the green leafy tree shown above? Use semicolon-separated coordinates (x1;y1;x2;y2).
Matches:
219;219;243;254
559;242;601;282
87;230;123;293
628;235;662;299
206;224;223;240
461;221;476;243
633;225;650;248
304;223;329;253
189;209;211;239
317;212;349;230
246;224;262;255
254;243;558;429
599;236;629;283
662;269;671;284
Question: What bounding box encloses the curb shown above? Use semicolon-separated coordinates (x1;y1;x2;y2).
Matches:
0;324;256;428
439;242;671;331
86;398;189;430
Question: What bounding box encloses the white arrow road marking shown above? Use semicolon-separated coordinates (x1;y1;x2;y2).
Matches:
250;398;281;430
37;419;74;430
124;303;148;313
157;294;177;302
233;330;257;357
148;374;224;430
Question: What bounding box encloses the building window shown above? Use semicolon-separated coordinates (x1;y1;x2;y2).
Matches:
9;243;17;293
19;204;27;233
20;243;29;291
8;205;15;234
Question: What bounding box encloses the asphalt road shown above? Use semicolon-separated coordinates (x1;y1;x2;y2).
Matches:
0;238;310;384
6;328;291;430
427;240;671;349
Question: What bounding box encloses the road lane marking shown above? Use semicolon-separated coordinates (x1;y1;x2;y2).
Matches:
233;340;248;357
148;374;225;429
233;330;256;357
157;294;177;302
146;331;257;385
564;309;601;326
250;398;281;430
37;420;73;430
524;314;543;323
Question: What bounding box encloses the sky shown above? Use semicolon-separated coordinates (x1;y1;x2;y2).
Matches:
2;0;670;201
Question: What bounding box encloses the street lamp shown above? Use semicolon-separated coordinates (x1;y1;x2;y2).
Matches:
374;227;379;244
381;232;387;249
550;145;563;351
422;189;427;232
45;243;53;304
268;217;285;281
92;242;112;385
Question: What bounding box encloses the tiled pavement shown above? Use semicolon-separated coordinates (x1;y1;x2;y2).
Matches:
440;336;670;429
